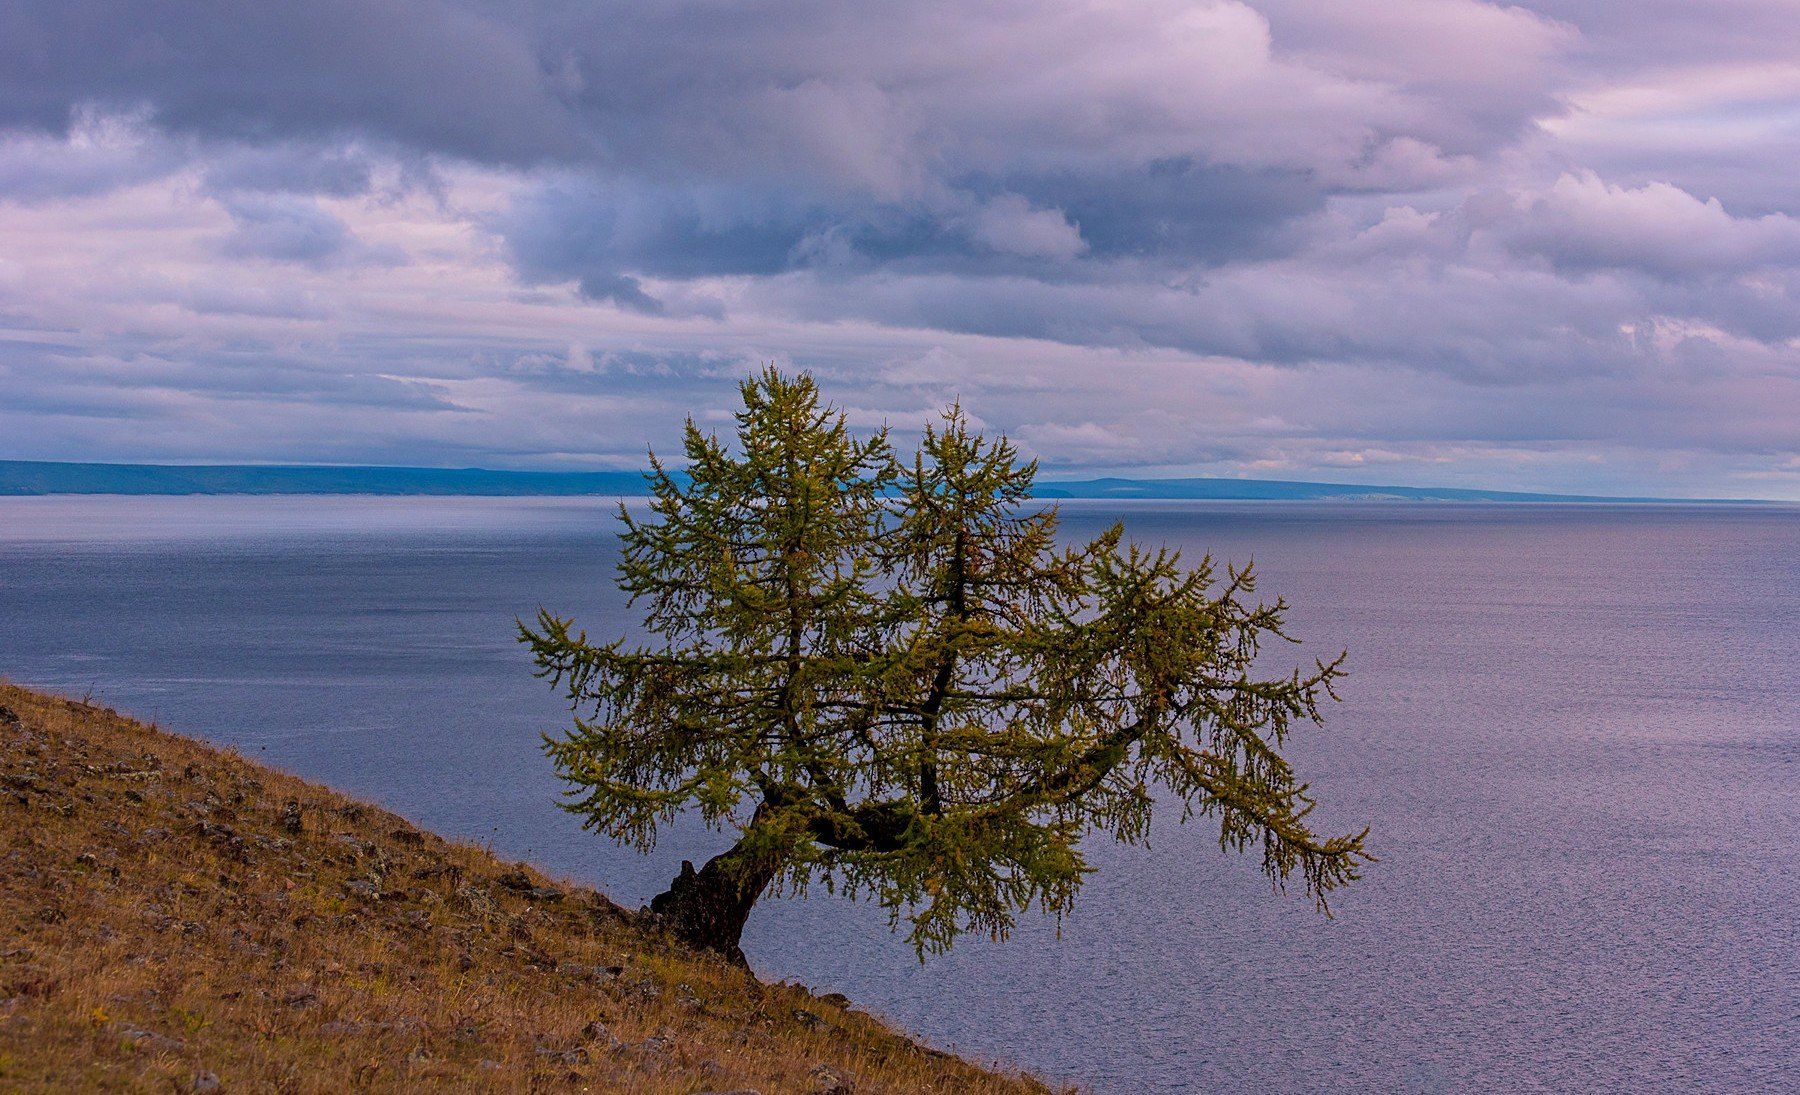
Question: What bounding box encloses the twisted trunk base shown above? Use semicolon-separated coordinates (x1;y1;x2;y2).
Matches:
648;828;784;966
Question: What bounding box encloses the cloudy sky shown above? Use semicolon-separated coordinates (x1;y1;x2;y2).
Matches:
3;1;1798;497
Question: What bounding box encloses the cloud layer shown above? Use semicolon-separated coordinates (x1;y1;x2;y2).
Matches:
1;1;1796;497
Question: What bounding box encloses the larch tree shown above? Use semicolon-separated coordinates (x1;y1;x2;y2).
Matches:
521;369;1371;965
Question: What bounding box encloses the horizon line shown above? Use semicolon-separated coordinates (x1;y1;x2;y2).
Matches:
0;458;1780;505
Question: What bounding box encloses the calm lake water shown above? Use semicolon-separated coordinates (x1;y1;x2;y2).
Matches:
1;496;1795;1092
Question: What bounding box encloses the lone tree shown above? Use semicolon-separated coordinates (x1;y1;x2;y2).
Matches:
522;369;1370;965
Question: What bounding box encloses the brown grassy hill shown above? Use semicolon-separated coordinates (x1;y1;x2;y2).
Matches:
0;683;1055;1094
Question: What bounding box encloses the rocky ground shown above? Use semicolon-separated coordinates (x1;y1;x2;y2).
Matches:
0;682;1055;1093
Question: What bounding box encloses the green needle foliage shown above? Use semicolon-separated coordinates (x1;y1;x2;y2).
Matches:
522;368;1371;963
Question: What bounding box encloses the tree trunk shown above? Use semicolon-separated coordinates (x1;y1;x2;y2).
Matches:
648;826;785;966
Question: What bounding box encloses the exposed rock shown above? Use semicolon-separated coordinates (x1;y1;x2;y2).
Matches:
452;885;494;915
622;1031;674;1061
113;1022;184;1052
579;1020;614;1044
191;1071;223;1092
535;1044;590;1065
809;1063;857;1094
279;800;303;835
563;962;623;983
342;879;379;901
496;868;566;902
194;819;246;859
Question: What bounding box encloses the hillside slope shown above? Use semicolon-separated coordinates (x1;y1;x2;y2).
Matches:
0;683;1051;1093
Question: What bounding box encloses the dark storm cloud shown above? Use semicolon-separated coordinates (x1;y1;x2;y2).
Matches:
0;1;584;165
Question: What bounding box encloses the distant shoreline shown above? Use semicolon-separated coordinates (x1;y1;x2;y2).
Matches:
0;459;1771;504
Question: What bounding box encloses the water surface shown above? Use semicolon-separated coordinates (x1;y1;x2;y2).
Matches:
1;496;1794;1092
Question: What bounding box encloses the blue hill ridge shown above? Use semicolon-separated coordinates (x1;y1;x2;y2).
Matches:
0;460;1763;503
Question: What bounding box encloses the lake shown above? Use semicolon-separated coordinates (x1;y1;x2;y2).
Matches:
0;496;1794;1092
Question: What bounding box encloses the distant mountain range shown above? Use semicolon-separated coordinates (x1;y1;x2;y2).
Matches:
0;459;1761;503
0;460;653;497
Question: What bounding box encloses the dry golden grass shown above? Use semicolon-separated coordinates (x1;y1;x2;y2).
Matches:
0;683;1058;1094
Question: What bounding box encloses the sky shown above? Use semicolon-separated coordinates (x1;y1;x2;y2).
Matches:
2;1;1798;498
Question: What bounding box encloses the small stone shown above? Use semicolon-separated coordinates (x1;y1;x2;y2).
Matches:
114;1023;184;1052
623;1034;671;1061
564;963;623;983
453;885;494;915
412;862;462;884
191;1072;222;1093
808;1063;856;1095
